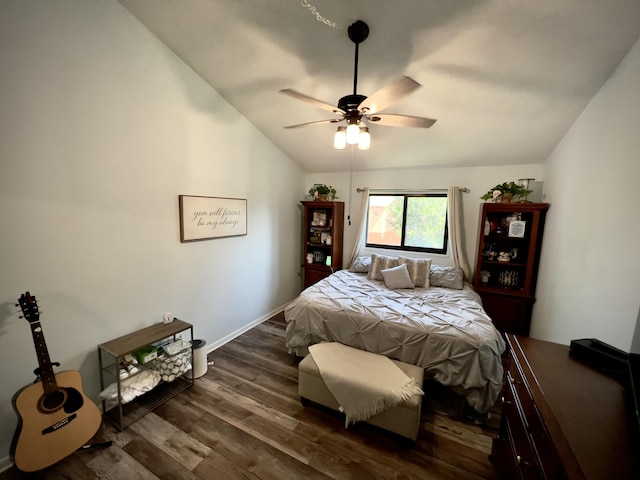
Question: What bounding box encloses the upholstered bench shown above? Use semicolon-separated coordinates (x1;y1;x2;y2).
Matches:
298;350;424;440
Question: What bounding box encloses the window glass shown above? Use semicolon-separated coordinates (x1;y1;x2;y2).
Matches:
366;193;448;254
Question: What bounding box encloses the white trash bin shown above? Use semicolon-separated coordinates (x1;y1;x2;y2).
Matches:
185;339;208;379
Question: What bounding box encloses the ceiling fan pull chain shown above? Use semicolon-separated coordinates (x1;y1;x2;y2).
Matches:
348;148;354;225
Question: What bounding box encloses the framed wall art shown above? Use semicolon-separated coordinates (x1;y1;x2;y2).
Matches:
179;195;247;242
508;220;526;238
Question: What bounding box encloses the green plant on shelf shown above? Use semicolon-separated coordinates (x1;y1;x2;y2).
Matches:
480;181;532;202
308;184;337;200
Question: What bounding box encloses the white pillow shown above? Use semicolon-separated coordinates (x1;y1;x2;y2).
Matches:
349;256;371;273
367;253;400;281
380;264;415;289
398;256;431;288
429;265;464;290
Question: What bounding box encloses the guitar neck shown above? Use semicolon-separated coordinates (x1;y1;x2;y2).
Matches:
28;320;58;394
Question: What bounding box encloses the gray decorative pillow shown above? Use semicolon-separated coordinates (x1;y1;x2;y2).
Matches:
398;256;431;288
367;253;400;281
429;265;464;290
349;256;371;273
381;264;415;289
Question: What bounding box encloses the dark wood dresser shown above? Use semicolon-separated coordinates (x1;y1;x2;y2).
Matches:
492;334;637;479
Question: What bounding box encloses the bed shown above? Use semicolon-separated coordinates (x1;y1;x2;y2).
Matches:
284;255;506;415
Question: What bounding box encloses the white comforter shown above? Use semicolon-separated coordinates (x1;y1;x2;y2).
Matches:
285;270;506;413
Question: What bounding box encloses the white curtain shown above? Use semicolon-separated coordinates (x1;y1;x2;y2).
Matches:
345;187;370;268
447;186;471;281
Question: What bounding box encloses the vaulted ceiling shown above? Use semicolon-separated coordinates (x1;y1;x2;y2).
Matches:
119;0;640;173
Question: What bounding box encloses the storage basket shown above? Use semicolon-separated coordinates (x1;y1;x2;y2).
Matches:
152;347;191;382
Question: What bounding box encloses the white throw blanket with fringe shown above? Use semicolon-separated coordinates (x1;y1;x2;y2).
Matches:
308;342;424;427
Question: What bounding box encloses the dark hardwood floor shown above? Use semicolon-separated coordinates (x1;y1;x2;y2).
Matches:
1;312;501;479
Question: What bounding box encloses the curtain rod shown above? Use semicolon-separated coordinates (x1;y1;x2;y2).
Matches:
356;187;470;193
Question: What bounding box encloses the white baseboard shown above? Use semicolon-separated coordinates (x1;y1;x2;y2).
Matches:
205;304;286;354
0;456;13;473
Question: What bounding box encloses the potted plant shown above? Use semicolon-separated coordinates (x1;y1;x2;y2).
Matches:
308;184;337;201
480;181;533;203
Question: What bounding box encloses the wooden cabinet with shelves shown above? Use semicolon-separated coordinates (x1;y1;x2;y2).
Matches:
300;201;344;289
473;202;549;335
98;319;194;431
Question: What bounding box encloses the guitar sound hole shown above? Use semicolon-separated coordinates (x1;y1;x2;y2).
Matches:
63;387;84;414
39;389;68;413
38;387;84;414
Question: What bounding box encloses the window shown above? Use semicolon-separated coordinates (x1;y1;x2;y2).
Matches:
365;193;448;254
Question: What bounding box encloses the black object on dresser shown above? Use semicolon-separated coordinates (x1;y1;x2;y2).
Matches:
473;202;549;335
569;337;629;374
492;334;637;479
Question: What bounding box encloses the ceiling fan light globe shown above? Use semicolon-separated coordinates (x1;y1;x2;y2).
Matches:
334;127;347;149
358;127;370;150
346;123;360;144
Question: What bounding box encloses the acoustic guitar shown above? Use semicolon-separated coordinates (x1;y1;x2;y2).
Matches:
11;292;102;472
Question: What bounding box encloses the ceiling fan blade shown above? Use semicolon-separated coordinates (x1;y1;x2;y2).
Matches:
284;118;343;129
358;76;422;114
366;113;437;128
280;89;345;115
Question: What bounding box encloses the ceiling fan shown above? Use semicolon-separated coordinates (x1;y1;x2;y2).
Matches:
280;20;437;149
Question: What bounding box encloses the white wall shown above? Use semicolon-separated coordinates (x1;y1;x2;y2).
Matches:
533;37;640;349
2;0;637;468
0;0;303;461
306;163;544;271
